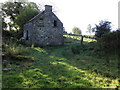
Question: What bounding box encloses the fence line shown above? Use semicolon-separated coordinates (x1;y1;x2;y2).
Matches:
64;34;96;39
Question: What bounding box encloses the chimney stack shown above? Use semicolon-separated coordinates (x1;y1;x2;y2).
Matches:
45;5;52;12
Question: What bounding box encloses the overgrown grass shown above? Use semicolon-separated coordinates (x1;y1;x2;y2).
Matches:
3;43;29;56
2;35;119;88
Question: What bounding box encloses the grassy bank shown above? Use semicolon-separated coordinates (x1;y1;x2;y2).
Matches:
2;35;119;88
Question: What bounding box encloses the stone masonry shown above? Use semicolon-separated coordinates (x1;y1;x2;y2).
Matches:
23;5;64;46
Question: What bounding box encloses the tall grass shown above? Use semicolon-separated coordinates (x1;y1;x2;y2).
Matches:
2;38;32;59
3;43;30;56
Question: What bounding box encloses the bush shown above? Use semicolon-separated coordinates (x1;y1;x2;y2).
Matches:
100;30;120;54
93;29;120;60
3;42;31;58
71;45;81;54
93;20;111;39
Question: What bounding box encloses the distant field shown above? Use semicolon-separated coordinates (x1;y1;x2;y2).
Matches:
63;35;96;46
2;35;119;88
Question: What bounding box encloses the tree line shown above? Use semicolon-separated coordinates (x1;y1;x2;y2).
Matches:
68;20;120;60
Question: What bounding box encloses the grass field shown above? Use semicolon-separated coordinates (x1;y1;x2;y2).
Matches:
2;35;119;88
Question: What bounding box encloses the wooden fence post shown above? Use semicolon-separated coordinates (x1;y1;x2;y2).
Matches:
81;35;83;46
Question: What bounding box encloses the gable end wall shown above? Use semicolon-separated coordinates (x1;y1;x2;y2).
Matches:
23;9;64;46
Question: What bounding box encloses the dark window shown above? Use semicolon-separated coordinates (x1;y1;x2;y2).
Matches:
54;20;57;27
40;18;43;20
26;31;29;40
38;18;44;27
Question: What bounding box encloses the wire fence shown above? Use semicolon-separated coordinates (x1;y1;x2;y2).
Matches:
64;33;96;39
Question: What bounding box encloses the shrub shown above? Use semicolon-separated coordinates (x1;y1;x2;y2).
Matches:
93;20;111;39
3;42;31;57
71;45;81;54
100;30;120;54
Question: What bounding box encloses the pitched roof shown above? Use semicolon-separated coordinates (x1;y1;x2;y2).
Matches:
27;11;45;23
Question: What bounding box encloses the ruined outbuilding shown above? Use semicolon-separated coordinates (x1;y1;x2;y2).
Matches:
23;5;64;46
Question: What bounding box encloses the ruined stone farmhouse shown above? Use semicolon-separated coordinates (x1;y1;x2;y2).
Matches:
23;5;64;46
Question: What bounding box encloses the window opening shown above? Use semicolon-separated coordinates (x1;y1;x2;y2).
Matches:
26;31;29;40
54;20;57;27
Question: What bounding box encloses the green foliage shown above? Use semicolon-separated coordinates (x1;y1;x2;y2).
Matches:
72;27;82;35
15;2;39;39
2;2;23;31
14;7;39;39
3;41;31;57
2;2;23;21
15;3;39;30
2;2;40;39
100;30;120;55
2;30;18;38
2;19;7;30
93;20;111;39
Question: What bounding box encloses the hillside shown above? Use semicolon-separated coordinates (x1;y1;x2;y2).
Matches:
2;35;119;88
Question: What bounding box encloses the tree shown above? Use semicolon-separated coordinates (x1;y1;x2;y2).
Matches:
15;7;39;30
2;2;40;39
93;20;112;39
15;7;39;39
2;2;23;21
72;27;82;35
2;2;40;30
15;2;39;39
86;24;92;35
99;29;120;64
2;19;7;30
2;2;23;30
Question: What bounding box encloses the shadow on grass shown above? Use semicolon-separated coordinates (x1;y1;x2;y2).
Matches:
2;37;119;88
2;58;95;88
2;47;95;88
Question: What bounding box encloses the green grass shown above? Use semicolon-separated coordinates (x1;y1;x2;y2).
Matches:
2;35;119;88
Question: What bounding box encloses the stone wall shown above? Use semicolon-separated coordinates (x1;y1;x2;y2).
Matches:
23;5;64;46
